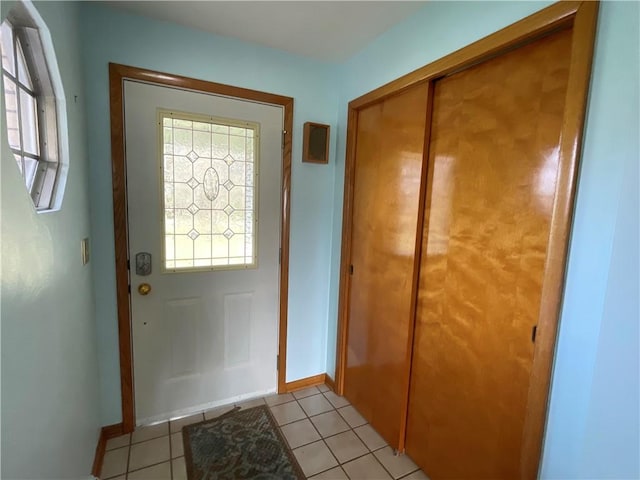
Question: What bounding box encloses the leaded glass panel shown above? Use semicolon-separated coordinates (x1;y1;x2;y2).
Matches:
160;110;258;271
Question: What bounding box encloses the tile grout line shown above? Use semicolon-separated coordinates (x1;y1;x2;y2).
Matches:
125;458;176;476
102;438;130;480
127;390;421;480
367;441;418;480
314;392;399;480
271;389;393;479
279;416;389;455
168;420;174;480
292;393;344;479
125;433;132;480
291;389;393;479
397;467;422;480
371;452;398;480
126;422;179;478
326;397;402;480
130;430;167;445
125;398;277;478
125;455;188;476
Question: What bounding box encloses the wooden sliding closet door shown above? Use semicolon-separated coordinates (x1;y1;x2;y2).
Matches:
406;28;573;478
345;82;428;447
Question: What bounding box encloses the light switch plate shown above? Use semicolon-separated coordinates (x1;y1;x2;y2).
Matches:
81;237;90;265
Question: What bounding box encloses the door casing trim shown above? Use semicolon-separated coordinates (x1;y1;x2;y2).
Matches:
108;63;294;432
335;2;598;478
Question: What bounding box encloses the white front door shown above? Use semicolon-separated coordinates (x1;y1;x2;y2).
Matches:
124;80;282;425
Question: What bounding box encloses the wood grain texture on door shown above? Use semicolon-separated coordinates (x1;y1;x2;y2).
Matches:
405;27;573;479
345;82;428;448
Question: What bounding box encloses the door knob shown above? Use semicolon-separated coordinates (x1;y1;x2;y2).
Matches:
137;283;152;296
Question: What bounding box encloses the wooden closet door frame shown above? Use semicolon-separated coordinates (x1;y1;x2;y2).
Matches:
335;2;598;477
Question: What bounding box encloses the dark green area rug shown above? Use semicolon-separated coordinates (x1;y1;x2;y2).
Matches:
183;405;305;480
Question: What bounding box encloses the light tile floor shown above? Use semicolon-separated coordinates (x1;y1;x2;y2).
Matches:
101;384;429;480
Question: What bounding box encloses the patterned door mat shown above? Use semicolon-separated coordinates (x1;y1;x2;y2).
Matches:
183;405;305;479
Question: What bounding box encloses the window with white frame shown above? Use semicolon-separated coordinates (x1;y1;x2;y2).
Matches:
1;5;63;211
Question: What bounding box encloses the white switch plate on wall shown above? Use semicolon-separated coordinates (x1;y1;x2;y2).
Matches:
81;237;90;265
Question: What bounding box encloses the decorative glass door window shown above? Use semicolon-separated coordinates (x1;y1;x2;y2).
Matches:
160;110;259;271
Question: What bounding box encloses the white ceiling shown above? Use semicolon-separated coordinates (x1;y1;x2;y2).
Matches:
102;1;428;62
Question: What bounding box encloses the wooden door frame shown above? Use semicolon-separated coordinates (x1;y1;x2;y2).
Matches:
108;63;293;433
335;2;598;478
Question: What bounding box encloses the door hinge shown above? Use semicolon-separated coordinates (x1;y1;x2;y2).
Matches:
349;265;354;275
127;259;130;270
282;130;286;149
277;355;280;371
128;284;131;294
279;247;282;265
531;325;537;343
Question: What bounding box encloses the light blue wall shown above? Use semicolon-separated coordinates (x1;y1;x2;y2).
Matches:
78;5;639;476
2;0;635;477
79;4;339;425
579;128;639;477
0;1;102;478
542;3;639;477
328;1;639;478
